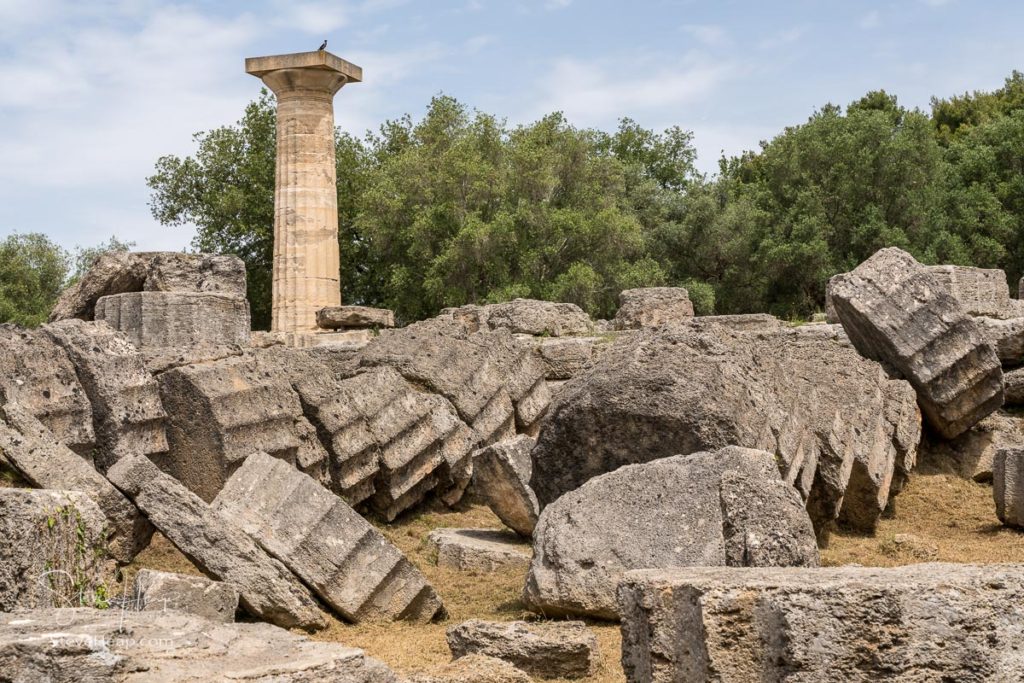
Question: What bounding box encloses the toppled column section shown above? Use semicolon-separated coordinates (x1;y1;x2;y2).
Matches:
106;454;328;631
42;319;167;472
213;451;444;623
613;287;694;330
472;435;539;537
618;564;1024;682
0;403;151;562
830;247;1003;438
994;447;1024;527
158;356;325;502
0;326;94;456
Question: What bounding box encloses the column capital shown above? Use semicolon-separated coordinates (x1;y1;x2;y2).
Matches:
245;51;362;97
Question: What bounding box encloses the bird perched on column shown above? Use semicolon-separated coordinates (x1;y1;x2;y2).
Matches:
318;40;327;51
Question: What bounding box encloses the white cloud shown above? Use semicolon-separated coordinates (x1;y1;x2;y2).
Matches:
682;24;728;48
526;53;737;127
920;0;955;6
758;26;807;50
860;10;880;29
272;1;351;35
545;0;572;10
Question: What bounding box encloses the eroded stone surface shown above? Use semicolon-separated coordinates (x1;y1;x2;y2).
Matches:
830;248;1003;438
0;608;395;682
214;451;443;623
406;654;530;683
613;288;694;330
995;447;1024;527
976;316;1024;365
530;323;920;535
617;564;1024;682
317;305;395;329
471;435;539;537
132;569;239;623
917;411;1024;482
0;490;114;611
42;319;167;472
106;454;328;631
427;528;531;573
450;299;594;337
0;403;151;563
525;448;819;620
0;325;94;455
447;620;597;679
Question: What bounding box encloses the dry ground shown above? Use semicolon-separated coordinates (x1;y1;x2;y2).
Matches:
122;471;1024;682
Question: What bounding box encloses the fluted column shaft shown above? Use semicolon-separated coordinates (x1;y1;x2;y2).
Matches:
261;68;347;332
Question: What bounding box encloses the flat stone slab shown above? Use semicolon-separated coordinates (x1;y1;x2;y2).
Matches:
0;489;114;611
0;402;152;563
0;608;395;682
106;454;328;631
618;564;1024;682
406;654;530;683
471;436;539;537
447;620;597;679
214;451;443;623
131;569;238;623
317;305;395;330
613;287;694;330
427;528;531;572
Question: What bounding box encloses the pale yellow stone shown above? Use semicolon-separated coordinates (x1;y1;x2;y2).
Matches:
246;51;362;333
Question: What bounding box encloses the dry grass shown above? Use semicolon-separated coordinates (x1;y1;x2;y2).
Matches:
824;471;1024;566
126;474;1019;682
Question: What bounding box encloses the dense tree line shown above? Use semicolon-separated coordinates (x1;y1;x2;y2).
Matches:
9;73;1024;329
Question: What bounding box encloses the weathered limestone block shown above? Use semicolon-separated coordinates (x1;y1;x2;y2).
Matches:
928;264;1020;318
42;319;167;472
96;291;250;352
0;490;115;611
131;569;238;623
49;251;247;322
975;315;1024;365
317;305;395;329
830;248;1003;438
0;403;151;562
0;608;396;682
617;564;1024;682
613;287;694;330
214;451;443;623
447;620;597;679
158;356;323;502
472;435;539;537
525;448;819;620
532;336;597;380
451;299;594;336
106;454;328;631
531;324;920;535
1006;366;1024;405
406;654;530;683
918;411;1024;482
427;528;532;572
0;325;94;455
994;447;1024;527
685;312;783;333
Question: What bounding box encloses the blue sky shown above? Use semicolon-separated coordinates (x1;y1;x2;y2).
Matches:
1;0;1023;254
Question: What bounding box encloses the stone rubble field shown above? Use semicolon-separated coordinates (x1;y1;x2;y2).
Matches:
4;248;1024;681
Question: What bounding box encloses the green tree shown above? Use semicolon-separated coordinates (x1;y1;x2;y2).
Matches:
0;233;70;326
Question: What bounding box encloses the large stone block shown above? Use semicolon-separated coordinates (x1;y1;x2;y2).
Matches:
975;315;1024;365
927;264;1022;319
918;411;1024;482
49;250;247;322
531;323;920;535
525;447;819;620
317;305;395;329
471;435;539;536
158;356;324;502
994;447;1024;527
0;489;115;611
447;620;597;679
531;336;598;380
406;655;529;683
427;528;532;573
450;299;594;336
0;608;396;682
214;451;444;623
106;454;328;631
0;325;94;455
42;319;167;472
0;403;152;562
131;569;239;623
613;287;694;330
96;291;250;353
618;564;1024;682
830;248;1003;438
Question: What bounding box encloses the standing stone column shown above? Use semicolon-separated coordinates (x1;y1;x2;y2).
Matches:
245;51;362;333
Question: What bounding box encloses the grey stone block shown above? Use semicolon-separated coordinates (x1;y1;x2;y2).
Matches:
131;569;239;623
